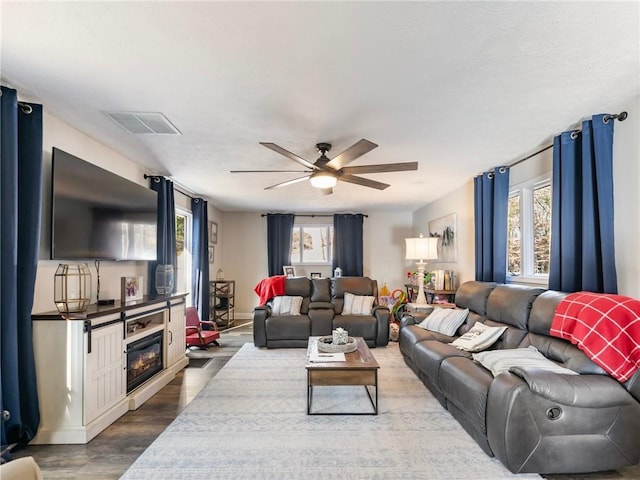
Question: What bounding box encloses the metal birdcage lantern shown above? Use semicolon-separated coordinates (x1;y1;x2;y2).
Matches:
54;263;91;314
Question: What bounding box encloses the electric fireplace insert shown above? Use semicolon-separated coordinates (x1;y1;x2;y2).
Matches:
127;330;163;393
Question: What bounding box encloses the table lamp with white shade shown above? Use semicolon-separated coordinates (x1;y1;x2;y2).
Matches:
405;234;439;306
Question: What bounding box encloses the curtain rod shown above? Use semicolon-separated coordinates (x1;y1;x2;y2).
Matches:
505;111;628;170
18;101;33;114
261;214;368;218
0;90;34;113
144;174;196;200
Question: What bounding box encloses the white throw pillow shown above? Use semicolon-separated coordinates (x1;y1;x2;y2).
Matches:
417;307;469;336
473;345;579;377
271;296;303;315
450;322;507;352
342;292;375;315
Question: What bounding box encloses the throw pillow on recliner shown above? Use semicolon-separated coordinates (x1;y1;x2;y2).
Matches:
271;296;303;315
342;292;375;315
472;345;579;377
417;307;469;336
450;322;507;352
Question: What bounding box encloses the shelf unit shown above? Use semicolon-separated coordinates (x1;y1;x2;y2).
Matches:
405;284;457;305
210;280;235;329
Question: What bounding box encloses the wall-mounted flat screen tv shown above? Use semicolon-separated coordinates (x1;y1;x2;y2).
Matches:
51;147;158;261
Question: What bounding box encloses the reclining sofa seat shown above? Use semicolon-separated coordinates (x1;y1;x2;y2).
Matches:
253;276;390;348
399;281;640;474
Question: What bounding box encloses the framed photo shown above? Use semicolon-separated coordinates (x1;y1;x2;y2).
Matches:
310;272;322;279
121;276;143;303
428;213;458;262
209;221;218;245
283;266;296;278
208;246;215;264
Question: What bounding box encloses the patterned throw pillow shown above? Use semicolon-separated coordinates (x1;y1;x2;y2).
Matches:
271;296;303;315
450;322;507;352
417;307;469;336
342;292;375;315
473;345;579;377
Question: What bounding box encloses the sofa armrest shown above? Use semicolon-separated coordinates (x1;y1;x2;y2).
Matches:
373;306;390;346
487;367;640;473
252;305;270;347
400;314;416;329
508;367;632;408
400;311;430;329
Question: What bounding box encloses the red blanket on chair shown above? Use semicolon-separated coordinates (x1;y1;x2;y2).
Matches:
254;275;286;305
550;291;640;382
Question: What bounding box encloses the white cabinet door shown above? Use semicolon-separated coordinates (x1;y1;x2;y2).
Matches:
84;322;125;424
167;300;186;367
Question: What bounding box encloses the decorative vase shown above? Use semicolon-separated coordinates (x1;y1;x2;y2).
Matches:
155;264;174;295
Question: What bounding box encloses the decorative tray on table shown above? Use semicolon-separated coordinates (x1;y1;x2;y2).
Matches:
317;336;357;353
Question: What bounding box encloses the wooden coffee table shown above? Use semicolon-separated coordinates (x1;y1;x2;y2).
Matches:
305;336;380;415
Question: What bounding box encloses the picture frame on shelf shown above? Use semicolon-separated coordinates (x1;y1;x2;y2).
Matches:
310;272;322;279
428;213;458;262
121;276;143;303
283;266;296;278
209;221;218;245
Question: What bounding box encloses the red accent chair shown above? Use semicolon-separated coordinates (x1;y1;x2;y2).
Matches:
185;307;220;349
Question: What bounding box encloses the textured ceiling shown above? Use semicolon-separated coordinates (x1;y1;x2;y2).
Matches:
2;1;638;212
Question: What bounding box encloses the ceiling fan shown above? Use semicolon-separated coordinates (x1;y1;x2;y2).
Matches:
230;139;418;194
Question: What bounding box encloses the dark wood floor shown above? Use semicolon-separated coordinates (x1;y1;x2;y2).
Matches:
15;323;254;480
13;322;640;479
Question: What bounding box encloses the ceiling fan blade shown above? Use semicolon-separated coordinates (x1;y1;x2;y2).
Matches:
326;139;378;170
264;175;310;190
230;169;310;173
260;142;316;170
339;173;390;190
340;162;418;175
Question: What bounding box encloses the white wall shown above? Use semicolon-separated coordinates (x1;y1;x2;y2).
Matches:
33;113;151;313
220;212;266;317
221;210;412;317
412;94;640;298
612;95;640;298
412;182;475;286
33;95;640;317
364;210;413;296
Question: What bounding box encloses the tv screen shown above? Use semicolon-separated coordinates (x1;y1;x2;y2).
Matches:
51;147;158;261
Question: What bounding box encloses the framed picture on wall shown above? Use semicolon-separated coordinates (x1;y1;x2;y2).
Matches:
208;246;215;264
209;221;218;245
428;213;458;262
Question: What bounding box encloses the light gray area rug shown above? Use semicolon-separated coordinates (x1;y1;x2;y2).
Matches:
121;343;541;479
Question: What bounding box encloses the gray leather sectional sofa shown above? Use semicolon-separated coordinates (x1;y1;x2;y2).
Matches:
253;276;390;348
400;281;640;474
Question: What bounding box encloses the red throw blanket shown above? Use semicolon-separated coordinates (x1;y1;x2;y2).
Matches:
550;291;640;382
254;275;286;305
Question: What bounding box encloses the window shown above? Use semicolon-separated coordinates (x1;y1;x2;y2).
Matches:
175;208;192;301
507;176;551;284
290;225;333;264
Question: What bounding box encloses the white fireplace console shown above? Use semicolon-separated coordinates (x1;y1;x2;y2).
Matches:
31;293;188;444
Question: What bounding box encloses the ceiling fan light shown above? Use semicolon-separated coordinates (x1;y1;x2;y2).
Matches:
309;171;337;188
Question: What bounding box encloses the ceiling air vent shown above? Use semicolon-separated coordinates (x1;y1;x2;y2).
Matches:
106;111;182;135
